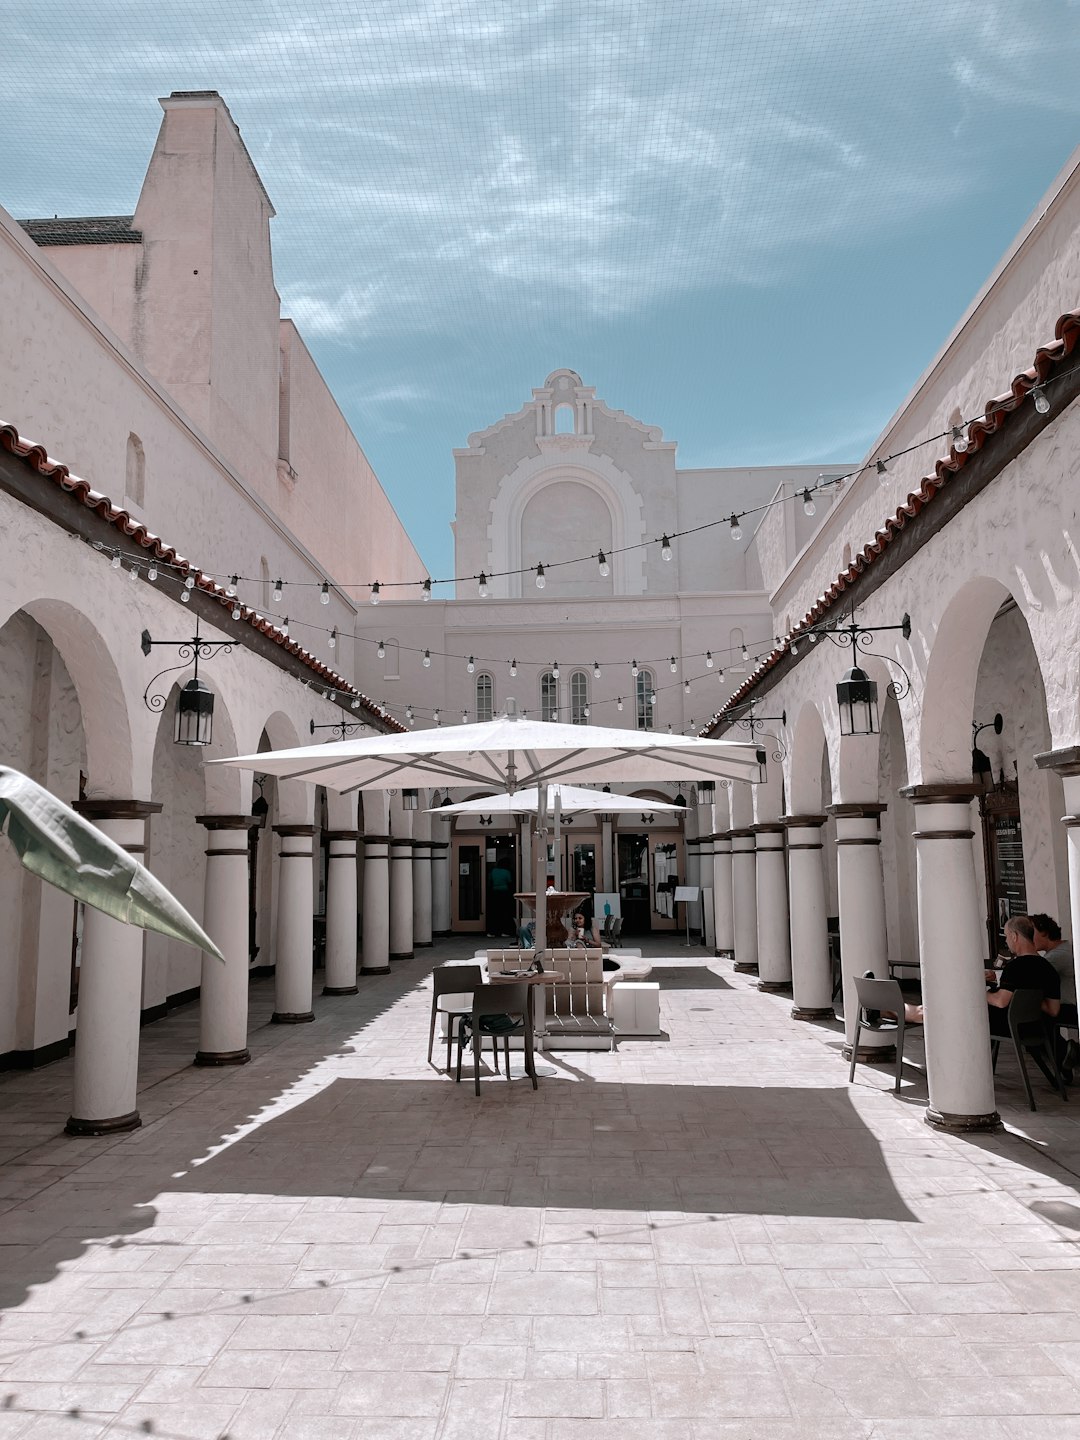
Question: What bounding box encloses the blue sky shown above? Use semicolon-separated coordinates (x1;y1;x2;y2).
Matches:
3;1;1080;581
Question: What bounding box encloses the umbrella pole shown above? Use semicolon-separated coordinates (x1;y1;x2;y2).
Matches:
553;790;562;889
534;785;549;959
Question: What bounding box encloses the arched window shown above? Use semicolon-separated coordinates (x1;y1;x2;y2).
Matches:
570;671;589;724
125;433;145;507
259;556;271;610
475;673;494;722
730;627;745;669
554;403;575;434
636;669;655;731
540;671;559;722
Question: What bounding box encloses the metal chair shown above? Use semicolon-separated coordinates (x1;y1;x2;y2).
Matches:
848;973;907;1093
990;987;1068;1111
454;981;538;1096
428;963;484;1071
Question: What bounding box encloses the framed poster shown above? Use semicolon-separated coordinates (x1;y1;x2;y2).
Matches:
980;783;1025;958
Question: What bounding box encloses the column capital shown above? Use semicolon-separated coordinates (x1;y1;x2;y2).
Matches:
751;822;785;835
362;833;391;844
826;802;886;819
74;798;162;820
1035;745;1080;778
429;840;451;850
325;829;362;841
780;813;827;829
899;783;980;804
273;824;317;837
197;813;264;831
728;827;756;839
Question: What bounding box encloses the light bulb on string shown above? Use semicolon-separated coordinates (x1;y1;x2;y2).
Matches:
320;581;330;605
616;697;624;712
717;667;724;681
433;708;441;725
648;690;657;707
405;706;414;724
351;696;360;709
683;680;690;695
631;659;639;677
801;489;816;517
184;573;195;591
478;572;488;598
370;582;380;605
128;564;139;582
790;639;799;656
422;649;431;667
592;662;601;679
110;549;122;569
226;575;239;598
1032;383;1050;415
273;578;283;602
597;550;609;577
660;534;672;562
461;710;468;724
535;563;546;590
421;578;432;601
705;651;714;669
583;704;590;718
950;424;969;454
876;460;888;485
551;661;560;679
669;657;678;673
329;627;337;649
232;603;242;621
510;658;518;677
741;644;749;661
147;563;158;581
180;587;190;603
377;640;386;659
280;616;289;636
466;656;475;674
729;515;742;542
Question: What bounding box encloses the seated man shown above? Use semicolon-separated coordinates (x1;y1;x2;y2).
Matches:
1031;912;1075;1020
986;914;1061;1038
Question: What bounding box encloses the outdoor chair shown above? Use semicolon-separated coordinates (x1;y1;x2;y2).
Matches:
428;963;484;1072
454;981;538;1096
990;987;1068;1111
545;949;614;1050
847;973;907;1093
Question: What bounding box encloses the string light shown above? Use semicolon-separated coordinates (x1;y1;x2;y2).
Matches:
128;564;139;581
535;563;546;590
466;656;475;673
376;640;386;659
801;489;816;517
617;697;624;712
478;572;488;598
730;515;742;542
232;602;242;621
741;644;749;661
329;627;337;649
510;658;518;676
180;587;190;603
660;534;672;561
433;708;441;724
790;639;798;656
669;656;678;673
422;578;432;601
552;661;560;679
705;651;713;668
351;696;361;709
370;582;380;605
592;661;601;679
1032;383;1050;415
320;581;330;604
110;549;122;569
461;710;468;724
597;551;609;577
422;649;431;667
684;679;690;694
280;616;289;636
273;578;283;602
583;704;590;718
147;563;158;581
717;666;724;681
405;705;414;724
950;424;969;454
226;575;239;597
184;573;195;591
875;460;888;484
631;659;639;677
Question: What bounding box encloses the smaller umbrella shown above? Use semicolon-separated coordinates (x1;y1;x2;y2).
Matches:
430;784;685;817
0;766;224;960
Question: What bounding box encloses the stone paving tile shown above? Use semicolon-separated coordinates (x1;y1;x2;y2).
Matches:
5;940;1080;1436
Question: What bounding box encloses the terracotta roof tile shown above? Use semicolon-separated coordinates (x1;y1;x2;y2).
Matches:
19;216;143;246
0;421;403;732
702;307;1080;736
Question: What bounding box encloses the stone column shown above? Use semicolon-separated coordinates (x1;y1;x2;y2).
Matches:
696;830;715;946
730;828;758;973
828;804;892;1060
361;833;391;974
412;818;434;948
66;800;161;1135
782;815;834;1020
754;822;791;992
1036;748;1080;1025
431;817;452;937
323;829;360;995
271;824;316;1023
195;814;262;1065
902;785;1000;1133
390;835;414;959
712;831;735;957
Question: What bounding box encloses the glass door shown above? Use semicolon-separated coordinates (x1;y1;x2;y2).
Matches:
452;839;485;932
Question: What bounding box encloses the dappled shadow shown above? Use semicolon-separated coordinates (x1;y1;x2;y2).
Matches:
173;1075;919;1221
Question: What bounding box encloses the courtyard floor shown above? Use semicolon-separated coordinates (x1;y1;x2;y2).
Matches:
3;940;1080;1438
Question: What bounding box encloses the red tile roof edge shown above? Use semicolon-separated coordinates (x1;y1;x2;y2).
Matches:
701;307;1080;737
0;421;405;733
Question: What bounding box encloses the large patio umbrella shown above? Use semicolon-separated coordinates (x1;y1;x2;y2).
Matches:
0;766;224;959
216;703;762;952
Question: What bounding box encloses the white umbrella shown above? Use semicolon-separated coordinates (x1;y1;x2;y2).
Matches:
0;766;224;959
430;784;686;817
216;703;762;952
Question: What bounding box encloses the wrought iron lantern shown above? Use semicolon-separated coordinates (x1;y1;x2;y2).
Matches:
175;677;215;746
402;789;419;811
836;665;879;737
800;608;912;738
141;620;230;747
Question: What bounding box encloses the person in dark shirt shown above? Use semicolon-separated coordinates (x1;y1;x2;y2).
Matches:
986;915;1061;1038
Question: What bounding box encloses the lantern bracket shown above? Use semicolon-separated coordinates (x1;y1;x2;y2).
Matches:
309;717;369;741
140;620;232;715
813;608;913;702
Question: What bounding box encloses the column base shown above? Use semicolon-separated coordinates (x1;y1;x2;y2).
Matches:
65;1109;141;1136
360;966;392;976
791;1005;836;1022
432;930;452;938
842;1041;897;1063
271;1010;316;1024
925;1107;1002;1134
322;984;359;996
390;951;414;961
414;940;434;948
194;1048;251;1067
757;980;792;994
733;962;758;974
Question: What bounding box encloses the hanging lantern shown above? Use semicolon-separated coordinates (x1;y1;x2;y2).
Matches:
174;677;215;746
836;664;879;736
401;788;419;811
